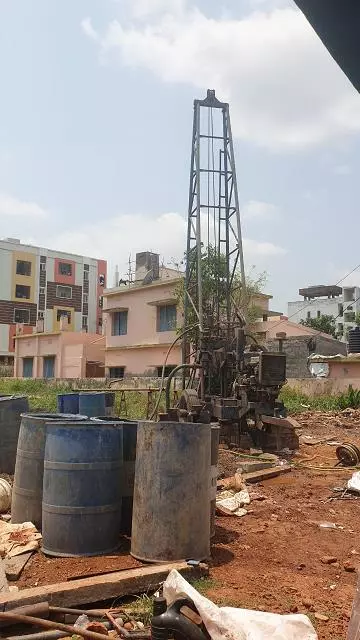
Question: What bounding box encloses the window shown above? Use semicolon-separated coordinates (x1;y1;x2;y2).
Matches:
99;274;105;286
82;315;88;329
38;311;44;320
14;309;30;324
317;310;321;318
43;356;55;379
83;270;89;282
109;367;125;379
57;309;71;323
39;287;45;294
306;311;311;320
15;284;30;299
83;293;88;304
99;296;103;308
112;311;128;336
84;263;89;271
157;365;176;377
338;304;344;317
16;260;31;276
157;304;177;332
40;262;46;272
23;357;33;378
59;262;72;276
56;285;72;299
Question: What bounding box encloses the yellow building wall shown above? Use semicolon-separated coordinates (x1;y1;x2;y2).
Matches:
53;306;75;331
11;251;37;303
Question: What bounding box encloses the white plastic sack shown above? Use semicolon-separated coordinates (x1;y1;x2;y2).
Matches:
216;489;250;517
309;363;329;378
163;570;317;640
348;471;360;493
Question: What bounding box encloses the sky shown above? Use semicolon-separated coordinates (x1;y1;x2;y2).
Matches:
0;0;360;312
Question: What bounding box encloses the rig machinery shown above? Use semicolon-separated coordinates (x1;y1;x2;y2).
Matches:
165;90;296;451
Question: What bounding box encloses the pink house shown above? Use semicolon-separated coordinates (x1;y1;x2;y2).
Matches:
14;330;105;378
103;253;182;378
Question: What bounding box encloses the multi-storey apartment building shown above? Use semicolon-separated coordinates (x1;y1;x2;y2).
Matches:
0;237;106;361
288;284;360;341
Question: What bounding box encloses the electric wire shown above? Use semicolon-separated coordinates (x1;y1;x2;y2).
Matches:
269;263;360;333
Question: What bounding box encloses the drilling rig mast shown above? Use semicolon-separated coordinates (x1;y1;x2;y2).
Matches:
172;90;293;450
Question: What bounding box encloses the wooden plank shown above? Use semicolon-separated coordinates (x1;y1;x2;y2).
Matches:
0;559;9;594
5;552;33;582
0;561;207;611
243;465;291;484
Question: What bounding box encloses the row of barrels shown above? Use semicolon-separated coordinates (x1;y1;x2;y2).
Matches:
2;393;220;562
0;392;115;475
11;414;137;557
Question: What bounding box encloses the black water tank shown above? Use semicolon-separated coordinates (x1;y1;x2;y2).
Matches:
348;326;360;354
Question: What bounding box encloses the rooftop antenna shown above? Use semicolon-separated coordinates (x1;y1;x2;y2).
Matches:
114;264;119;288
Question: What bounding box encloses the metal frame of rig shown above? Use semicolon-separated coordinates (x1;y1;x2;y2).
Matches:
164;90;296;452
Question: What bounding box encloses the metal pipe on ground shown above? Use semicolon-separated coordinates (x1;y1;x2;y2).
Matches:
0;612;111;640
0;603;49;627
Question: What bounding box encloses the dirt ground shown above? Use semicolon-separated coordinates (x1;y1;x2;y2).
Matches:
14;409;360;639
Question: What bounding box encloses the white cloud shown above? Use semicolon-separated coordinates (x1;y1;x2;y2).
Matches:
81;17;99;42
244;237;286;257
83;6;360;150
333;164;351;176
243;200;279;219
127;0;185;19
27;210;285;283
0;194;48;218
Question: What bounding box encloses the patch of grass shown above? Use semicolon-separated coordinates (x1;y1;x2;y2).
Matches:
190;577;219;596
280;384;360;414
0;378;159;419
122;593;154;625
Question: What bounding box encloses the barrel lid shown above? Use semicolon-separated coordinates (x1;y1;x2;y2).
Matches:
79;391;105;395
20;412;88;421
45;420;121;429
0;395;27;402
90;416;137;424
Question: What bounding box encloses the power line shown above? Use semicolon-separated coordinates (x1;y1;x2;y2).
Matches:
269;263;360;332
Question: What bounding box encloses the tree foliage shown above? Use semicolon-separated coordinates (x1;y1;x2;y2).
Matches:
175;246;267;343
299;314;337;338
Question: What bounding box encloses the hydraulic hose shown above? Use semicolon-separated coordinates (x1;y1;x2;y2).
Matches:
165;364;202;412
149;324;199;420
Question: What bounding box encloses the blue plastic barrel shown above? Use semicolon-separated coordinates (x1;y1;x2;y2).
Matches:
57;393;79;414
104;392;115;417
91;416;137;535
131;421;211;563
0;395;29;474
78;392;106;418
11;413;87;528
42;421;123;557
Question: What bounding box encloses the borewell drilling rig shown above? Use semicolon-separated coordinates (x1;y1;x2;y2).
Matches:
166;90;297;452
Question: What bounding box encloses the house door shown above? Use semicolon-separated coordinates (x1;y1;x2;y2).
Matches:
43;356;55;379
23;358;33;378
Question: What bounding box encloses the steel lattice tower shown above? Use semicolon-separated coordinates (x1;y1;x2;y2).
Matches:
182;89;245;370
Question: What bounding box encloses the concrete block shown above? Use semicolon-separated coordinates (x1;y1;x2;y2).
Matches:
236;460;275;474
